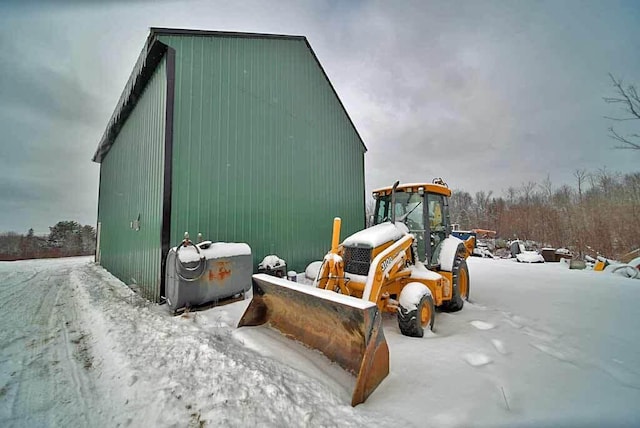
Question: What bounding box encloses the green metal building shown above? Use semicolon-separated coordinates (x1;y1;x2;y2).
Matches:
92;28;367;302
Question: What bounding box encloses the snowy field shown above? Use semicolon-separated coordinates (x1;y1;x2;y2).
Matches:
1;256;639;427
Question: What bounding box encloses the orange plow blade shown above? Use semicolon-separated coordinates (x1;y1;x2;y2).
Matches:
238;274;389;406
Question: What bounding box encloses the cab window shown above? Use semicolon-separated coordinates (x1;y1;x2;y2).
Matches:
374;192;423;229
427;194;445;232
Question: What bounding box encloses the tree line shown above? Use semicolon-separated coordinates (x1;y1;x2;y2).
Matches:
0;221;96;261
446;74;639;259
449;169;640;259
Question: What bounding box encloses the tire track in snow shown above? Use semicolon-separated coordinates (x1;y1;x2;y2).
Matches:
0;258;99;427
3;269;58;425
54;272;92;426
0;268;38;288
498;303;640;391
0;269;39;311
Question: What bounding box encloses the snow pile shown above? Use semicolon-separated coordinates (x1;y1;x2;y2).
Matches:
304;261;323;280
323;253;343;264
472;247;495;258
628;256;640;269
258;255;285;270
463;352;493;367
3;255;640;427
491;339;508;355
438;236;464;271
470;320;495;330
408;262;442;281
398;282;431;311
604;263;640;279
342;222;408;247
255;274;374;309
516;251;545;263
8;258;387;427
597;257;640;279
175;242;251;263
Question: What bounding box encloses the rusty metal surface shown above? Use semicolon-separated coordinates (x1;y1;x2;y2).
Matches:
238;274;389;405
351;307;389;406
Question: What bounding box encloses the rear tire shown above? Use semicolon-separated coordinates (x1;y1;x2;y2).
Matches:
441;257;470;312
398;285;435;337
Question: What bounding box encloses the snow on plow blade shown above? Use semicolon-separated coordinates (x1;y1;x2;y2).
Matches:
238;274;389;406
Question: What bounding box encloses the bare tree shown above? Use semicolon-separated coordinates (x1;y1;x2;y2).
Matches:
474;190;493;227
447;170;638;259
573;169;587;201
540;174;553;201
604;74;640;150
505;187;518;205
520;181;537;204
449;190;473;228
594;167;617;193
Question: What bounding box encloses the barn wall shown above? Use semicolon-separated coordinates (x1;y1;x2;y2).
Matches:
159;34;366;271
97;56;167;300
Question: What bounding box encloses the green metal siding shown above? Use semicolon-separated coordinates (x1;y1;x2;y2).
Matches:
97;56;167;301
158;34;365;271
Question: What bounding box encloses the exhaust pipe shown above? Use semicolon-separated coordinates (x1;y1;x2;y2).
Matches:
390;180;400;223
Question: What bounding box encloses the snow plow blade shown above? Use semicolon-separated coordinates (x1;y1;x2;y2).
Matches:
238;274;389;406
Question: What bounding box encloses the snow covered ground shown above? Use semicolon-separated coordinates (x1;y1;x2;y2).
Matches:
1;256;639;427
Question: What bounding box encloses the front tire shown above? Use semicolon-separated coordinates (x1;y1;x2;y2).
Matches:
398;283;435;337
441;257;470;312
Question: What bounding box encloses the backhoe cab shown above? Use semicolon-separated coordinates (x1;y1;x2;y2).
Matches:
334;178;473;314
372;178;454;266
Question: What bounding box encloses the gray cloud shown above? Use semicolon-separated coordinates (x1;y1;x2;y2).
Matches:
0;57;104;127
312;1;640;194
0;0;638;233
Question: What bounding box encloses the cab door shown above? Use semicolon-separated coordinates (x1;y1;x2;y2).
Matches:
401;192;426;261
426;193;447;266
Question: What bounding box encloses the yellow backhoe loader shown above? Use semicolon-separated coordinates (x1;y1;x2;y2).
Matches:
238;179;474;405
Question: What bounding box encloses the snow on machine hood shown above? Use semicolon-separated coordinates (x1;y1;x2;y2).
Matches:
342;222;409;248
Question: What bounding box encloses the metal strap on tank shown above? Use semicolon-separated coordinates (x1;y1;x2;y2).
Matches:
175;241;207;282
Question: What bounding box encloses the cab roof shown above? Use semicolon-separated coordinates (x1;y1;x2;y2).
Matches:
372;182;452;197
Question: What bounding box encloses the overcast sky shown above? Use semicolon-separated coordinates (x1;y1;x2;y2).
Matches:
1;0;638;234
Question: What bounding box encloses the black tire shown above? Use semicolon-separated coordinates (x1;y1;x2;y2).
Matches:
398;292;435;337
441;257;470;313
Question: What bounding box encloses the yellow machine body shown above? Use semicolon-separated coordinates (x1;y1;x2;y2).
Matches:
238;180;471;406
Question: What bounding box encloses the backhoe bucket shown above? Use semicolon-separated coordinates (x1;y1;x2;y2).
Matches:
238;274;389;406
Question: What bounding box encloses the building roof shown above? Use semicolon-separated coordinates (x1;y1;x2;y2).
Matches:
92;28;367;163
